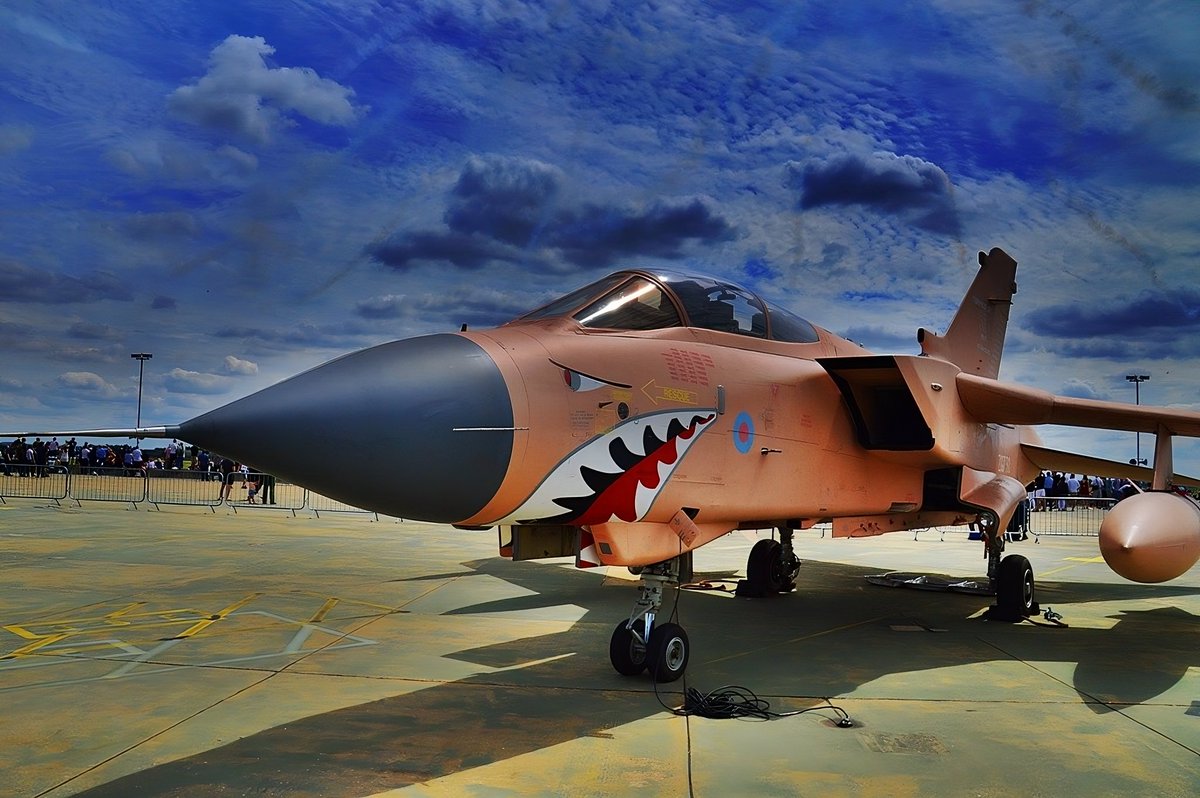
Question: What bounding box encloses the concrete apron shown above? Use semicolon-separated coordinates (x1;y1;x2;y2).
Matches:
1;502;1197;797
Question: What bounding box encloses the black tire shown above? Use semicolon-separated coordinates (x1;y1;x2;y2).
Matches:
647;622;689;683
746;539;786;595
996;554;1035;616
609;621;648;676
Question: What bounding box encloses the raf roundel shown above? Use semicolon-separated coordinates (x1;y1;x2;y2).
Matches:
732;411;755;454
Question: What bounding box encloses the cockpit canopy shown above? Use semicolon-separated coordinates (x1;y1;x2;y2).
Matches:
519;270;820;344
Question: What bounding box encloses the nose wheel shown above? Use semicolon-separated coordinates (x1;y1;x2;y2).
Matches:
609;558;689;682
609;620;648;675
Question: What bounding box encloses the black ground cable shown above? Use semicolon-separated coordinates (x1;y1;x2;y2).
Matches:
649;569;854;726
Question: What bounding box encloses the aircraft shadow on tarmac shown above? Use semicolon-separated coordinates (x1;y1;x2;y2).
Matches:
75;557;1200;797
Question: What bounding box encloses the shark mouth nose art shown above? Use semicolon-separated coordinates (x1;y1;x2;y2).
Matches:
512;409;718;525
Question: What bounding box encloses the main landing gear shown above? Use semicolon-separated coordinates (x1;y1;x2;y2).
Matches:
737;526;802;598
982;513;1039;621
609;557;690;682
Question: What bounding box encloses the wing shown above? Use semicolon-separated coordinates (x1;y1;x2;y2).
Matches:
957;373;1200;491
1020;444;1200;489
957;374;1200;436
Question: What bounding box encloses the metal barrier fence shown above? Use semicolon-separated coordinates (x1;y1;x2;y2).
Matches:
147;469;224;510
0;464;69;503
305;490;378;518
1026;496;1113;537
67;467;148;506
0;467;375;516
224;476;309;515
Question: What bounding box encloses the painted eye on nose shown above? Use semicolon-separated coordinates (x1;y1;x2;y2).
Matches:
563;368;609;392
554;362;629;393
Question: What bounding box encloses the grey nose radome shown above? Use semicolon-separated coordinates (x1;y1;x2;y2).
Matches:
179;334;514;522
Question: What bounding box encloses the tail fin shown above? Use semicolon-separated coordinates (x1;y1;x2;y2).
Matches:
917;247;1017;379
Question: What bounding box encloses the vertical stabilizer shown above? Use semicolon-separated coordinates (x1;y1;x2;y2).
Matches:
918;247;1017;379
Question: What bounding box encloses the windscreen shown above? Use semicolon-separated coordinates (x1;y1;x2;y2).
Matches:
574;277;682;330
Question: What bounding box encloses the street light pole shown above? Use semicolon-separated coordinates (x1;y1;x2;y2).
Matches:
1125;373;1150;465
131;353;153;439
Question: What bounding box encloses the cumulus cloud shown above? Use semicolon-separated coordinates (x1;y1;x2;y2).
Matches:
222;355;258;375
0;259;133;304
1058;378;1107;401
787;152;962;236
55;372;120;399
163;368;231;395
168;34;364;143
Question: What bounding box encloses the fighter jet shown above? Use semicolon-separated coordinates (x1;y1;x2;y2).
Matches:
9;247;1200;682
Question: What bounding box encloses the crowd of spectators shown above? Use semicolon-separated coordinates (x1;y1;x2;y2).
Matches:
2;438;275;502
1027;471;1139;510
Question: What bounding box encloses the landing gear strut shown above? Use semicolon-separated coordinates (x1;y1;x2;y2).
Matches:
609;557;690;682
737;526;802;597
983;512;1039;620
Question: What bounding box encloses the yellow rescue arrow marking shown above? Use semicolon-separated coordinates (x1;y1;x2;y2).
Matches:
641;379;697;406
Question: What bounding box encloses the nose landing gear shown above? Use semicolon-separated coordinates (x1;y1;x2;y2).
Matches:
608;558;690;682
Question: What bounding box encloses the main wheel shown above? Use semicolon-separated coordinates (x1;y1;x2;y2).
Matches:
646;622;689;683
745;539;789;596
996;554;1036;616
609;621;648;676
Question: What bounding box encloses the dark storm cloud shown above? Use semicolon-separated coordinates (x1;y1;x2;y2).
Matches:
444;155;563;246
0;260;133;303
1052;337;1191;361
1026;288;1200;338
151;295;178;310
787;153;962;236
367;158;737;273
367;231;516;272
547;198;737;268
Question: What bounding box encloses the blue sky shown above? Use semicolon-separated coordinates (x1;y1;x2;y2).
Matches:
2;0;1198;473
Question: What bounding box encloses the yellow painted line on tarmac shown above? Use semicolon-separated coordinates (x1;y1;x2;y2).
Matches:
103;602;146;625
5;623;59;640
309;597;339;624
1038;555;1106;578
290;590;400;613
173;592;262;639
2;632;71;659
